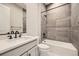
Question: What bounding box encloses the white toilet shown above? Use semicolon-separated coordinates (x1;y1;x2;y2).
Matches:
38;44;50;56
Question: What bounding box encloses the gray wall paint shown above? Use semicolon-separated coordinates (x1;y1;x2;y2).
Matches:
71;3;79;53
26;3;42;43
46;4;71;43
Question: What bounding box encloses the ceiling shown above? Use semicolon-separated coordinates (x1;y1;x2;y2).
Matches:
15;3;26;9
43;3;53;7
44;3;51;5
15;3;52;9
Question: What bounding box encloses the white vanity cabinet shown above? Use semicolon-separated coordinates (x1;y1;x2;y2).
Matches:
22;46;39;56
27;46;39;56
0;39;39;56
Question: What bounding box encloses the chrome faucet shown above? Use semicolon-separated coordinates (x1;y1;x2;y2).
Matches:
7;31;21;39
11;31;14;34
7;32;12;39
19;33;22;37
14;31;19;38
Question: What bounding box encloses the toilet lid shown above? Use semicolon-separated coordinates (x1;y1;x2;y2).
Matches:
38;44;50;49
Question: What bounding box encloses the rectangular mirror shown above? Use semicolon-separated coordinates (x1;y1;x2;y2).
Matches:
0;3;26;34
0;4;10;34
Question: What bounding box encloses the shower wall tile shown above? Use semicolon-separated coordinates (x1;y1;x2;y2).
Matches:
47;20;56;27
71;4;79;17
41;12;47;39
47;5;71;27
70;4;79;54
56;27;70;31
71;4;79;27
71;30;79;53
71;38;79;55
47;33;56;40
71;30;79;47
56;17;71;27
71;30;79;42
46;4;71;43
71;15;79;27
71;3;79;43
47;14;56;27
71;26;79;31
47;27;56;33
47;9;55;15
56;27;70;42
49;4;71;19
47;14;55;20
41;16;47;32
47;28;56;40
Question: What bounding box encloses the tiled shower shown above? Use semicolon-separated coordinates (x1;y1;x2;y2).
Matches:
41;3;71;43
41;3;79;53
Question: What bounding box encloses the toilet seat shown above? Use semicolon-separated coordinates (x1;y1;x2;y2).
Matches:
38;44;50;49
38;44;51;56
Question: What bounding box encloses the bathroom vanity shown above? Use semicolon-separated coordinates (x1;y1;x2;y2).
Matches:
0;36;39;56
0;4;39;56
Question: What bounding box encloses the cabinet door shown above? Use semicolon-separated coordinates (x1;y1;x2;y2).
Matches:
28;46;39;56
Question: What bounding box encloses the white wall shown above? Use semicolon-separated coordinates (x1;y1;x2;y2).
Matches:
26;3;41;42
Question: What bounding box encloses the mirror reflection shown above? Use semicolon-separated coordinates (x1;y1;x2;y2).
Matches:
0;3;26;34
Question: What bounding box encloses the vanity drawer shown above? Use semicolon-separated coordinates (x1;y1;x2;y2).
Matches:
0;40;37;56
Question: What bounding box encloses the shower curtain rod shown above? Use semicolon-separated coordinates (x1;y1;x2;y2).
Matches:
41;3;70;13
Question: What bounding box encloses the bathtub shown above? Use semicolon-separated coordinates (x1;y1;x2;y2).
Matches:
41;39;78;56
